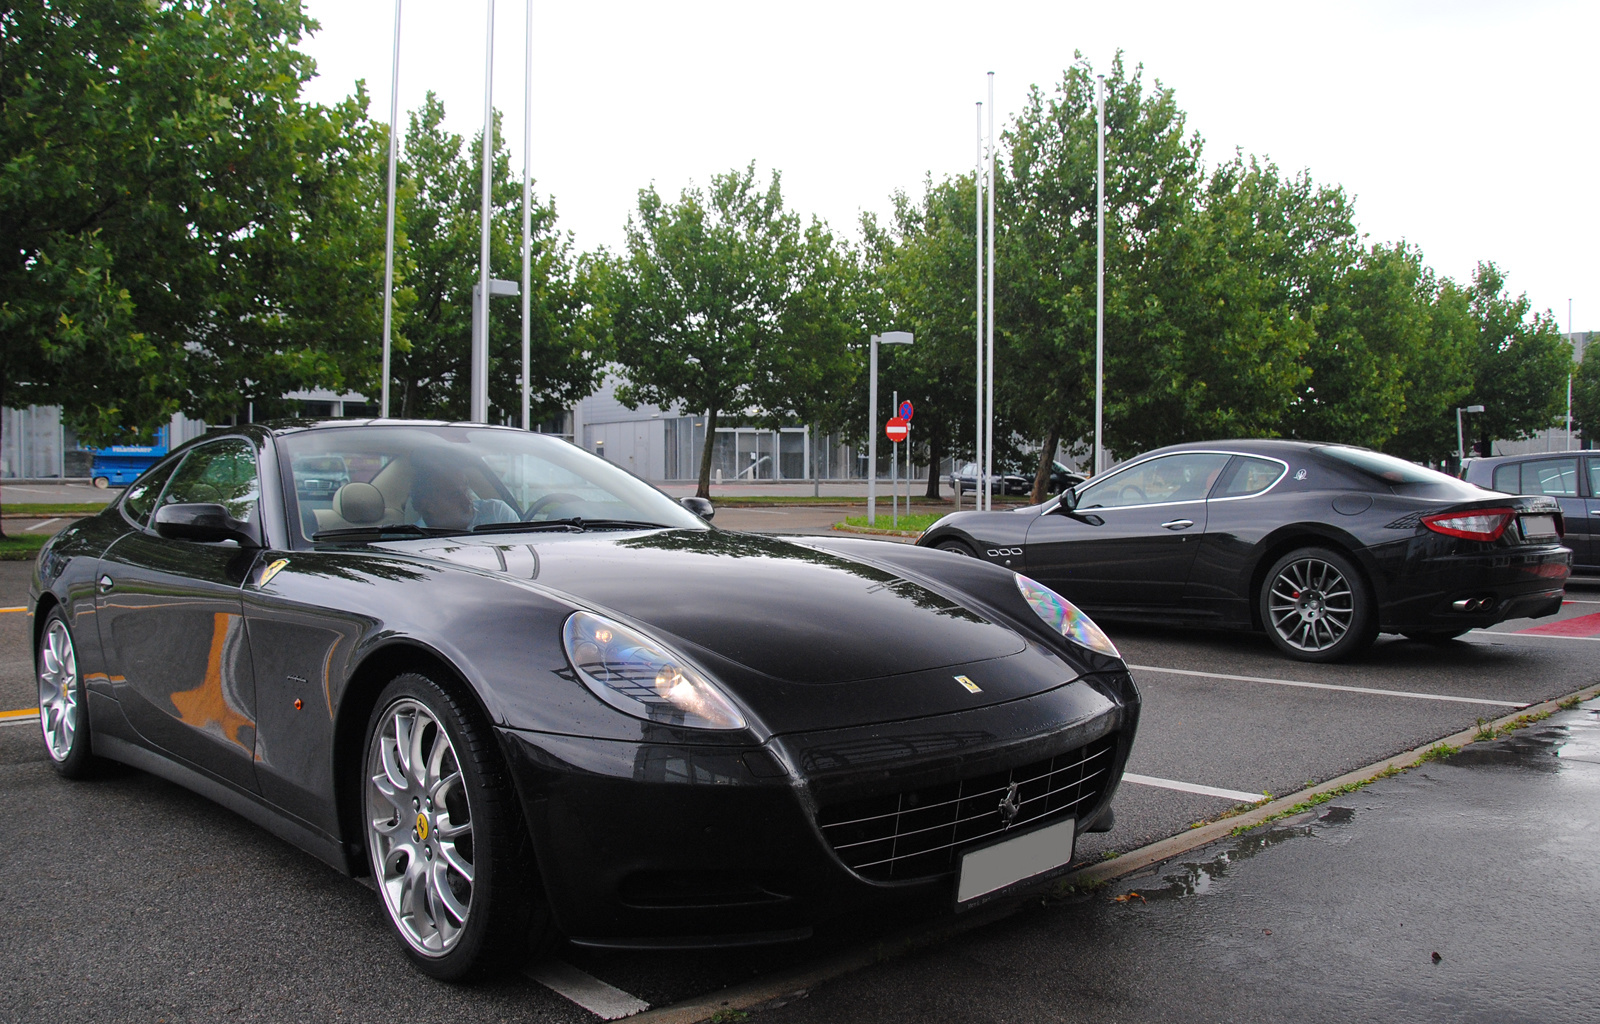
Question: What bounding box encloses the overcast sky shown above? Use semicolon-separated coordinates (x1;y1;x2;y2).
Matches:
300;0;1597;331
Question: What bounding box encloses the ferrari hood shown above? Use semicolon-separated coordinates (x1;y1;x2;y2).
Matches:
398;529;1028;684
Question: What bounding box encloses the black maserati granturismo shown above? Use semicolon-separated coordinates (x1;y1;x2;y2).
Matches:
919;440;1570;662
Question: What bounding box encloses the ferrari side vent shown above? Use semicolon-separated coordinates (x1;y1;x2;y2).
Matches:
816;733;1118;883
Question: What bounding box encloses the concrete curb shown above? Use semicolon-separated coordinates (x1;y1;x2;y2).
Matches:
624;680;1600;1023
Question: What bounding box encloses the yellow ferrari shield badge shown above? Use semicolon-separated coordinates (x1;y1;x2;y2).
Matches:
415;813;430;841
256;558;290;588
955;675;982;694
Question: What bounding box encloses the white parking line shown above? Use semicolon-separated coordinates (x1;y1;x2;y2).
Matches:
0;714;40;728
1468;629;1600;643
1128;664;1527;709
1121;773;1264;804
25;518;60;531
526;958;649;1020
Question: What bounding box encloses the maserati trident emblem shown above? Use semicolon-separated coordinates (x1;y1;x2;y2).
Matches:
998;781;1021;825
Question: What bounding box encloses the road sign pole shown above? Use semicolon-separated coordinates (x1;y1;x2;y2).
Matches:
892;391;898;528
868;336;878;526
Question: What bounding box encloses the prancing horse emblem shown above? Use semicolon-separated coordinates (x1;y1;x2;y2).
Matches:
998;781;1020;825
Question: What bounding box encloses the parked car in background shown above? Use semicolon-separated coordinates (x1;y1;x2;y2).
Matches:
952;461;1085;497
1461;451;1598;574
922;440;1571;662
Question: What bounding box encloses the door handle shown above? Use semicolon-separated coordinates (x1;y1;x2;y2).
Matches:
97;574;114;594
1160;519;1195;531
1591;509;1600;516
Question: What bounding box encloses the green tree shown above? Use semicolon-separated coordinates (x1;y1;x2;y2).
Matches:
1573;339;1599;446
865;176;988;499
0;1;386;433
1455;263;1572;456
605;164;841;498
388;95;598;421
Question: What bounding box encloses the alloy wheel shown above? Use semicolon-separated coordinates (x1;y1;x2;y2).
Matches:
366;699;476;957
38;619;78;762
1266;557;1355;653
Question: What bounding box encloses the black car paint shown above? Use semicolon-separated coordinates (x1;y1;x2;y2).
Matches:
920;440;1570;637
1460;451;1599;573
31;422;1137;944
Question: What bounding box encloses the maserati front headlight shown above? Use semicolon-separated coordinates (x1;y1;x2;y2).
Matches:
1014;573;1120;658
562;611;746;730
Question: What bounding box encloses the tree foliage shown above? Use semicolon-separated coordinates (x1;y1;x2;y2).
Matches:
603;164;859;497
387;95;598;422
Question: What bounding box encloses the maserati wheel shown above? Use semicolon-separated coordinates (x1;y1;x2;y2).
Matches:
1260;548;1375;662
38;610;98;778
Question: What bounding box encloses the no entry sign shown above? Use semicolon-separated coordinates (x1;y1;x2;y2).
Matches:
885;417;909;443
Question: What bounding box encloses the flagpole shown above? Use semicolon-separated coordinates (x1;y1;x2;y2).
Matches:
520;0;533;430
1095;73;1105;476
974;101;984;512
985;72;996;512
474;0;496;423
381;0;402;418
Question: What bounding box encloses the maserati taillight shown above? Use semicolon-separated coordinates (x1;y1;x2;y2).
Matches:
1422;508;1514;542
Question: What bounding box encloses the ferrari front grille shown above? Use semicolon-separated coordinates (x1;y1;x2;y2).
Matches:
816;733;1118;882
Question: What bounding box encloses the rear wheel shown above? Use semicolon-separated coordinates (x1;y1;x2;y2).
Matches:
363;672;550;980
1259;547;1375;662
38;610;101;778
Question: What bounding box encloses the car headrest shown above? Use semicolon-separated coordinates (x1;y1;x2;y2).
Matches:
332;482;386;525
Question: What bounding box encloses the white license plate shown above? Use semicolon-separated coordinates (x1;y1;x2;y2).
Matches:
1521;515;1558;540
957;816;1076;904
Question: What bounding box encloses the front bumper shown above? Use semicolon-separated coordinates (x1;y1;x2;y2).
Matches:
1378;542;1571;632
498;671;1138;946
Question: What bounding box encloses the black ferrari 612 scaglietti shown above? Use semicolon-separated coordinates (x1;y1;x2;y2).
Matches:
919;440;1572;662
32;421;1138;979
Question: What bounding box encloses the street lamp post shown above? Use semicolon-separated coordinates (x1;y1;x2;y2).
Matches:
868;331;913;526
1457;404;1486;464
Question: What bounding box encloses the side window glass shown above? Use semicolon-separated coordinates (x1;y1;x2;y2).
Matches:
1078;453;1231;509
1590;457;1600;499
1214;456;1286;498
1520;458;1578;498
121;456;181;527
157;439;261;523
1492;464;1520;494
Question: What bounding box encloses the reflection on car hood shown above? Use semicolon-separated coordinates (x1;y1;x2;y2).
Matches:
390;529;1028;685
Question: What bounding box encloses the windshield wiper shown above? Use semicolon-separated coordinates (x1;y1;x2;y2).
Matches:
312;524;458;542
472;517;670;534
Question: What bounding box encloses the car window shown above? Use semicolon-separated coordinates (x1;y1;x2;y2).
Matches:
1492;464;1521;494
1213;456;1286;498
1590;457;1600;499
157;438;262;523
1520;458;1579;498
1078;453;1231;509
120;455;182;527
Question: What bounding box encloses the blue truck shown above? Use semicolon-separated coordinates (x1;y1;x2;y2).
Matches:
89;426;170;488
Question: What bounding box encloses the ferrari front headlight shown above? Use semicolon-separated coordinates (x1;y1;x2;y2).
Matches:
1014;573;1120;658
562;611;745;730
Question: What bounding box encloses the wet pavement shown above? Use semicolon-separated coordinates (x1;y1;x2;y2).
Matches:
751;699;1600;1024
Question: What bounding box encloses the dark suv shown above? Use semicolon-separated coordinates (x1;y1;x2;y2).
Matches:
1461;451;1598;574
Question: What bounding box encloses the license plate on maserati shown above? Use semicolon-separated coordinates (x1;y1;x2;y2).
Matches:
956;816;1076;905
1521;515;1558;540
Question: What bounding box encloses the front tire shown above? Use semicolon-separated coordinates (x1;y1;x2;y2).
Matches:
935;540;975;557
38;610;100;778
1259;547;1375;663
362;672;549;980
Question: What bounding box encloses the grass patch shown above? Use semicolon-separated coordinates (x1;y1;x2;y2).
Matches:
0;502;107;516
1230;764;1404;836
1415;741;1459;764
0;533;50;560
708;1010;750;1023
841;512;946;532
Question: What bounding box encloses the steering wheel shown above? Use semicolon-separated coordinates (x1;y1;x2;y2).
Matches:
523;492;583;520
1117;484;1147;504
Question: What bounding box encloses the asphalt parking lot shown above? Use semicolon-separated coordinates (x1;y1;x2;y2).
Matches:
2;534;1598;1022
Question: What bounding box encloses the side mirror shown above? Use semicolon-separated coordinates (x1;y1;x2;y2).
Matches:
680;496;715;521
1056;486;1079;513
153;503;262;546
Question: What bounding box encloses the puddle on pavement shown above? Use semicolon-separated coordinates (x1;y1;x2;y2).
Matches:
1128;808;1359;902
1446;702;1600;771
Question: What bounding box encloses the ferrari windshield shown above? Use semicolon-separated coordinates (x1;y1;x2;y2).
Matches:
277;425;707;543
